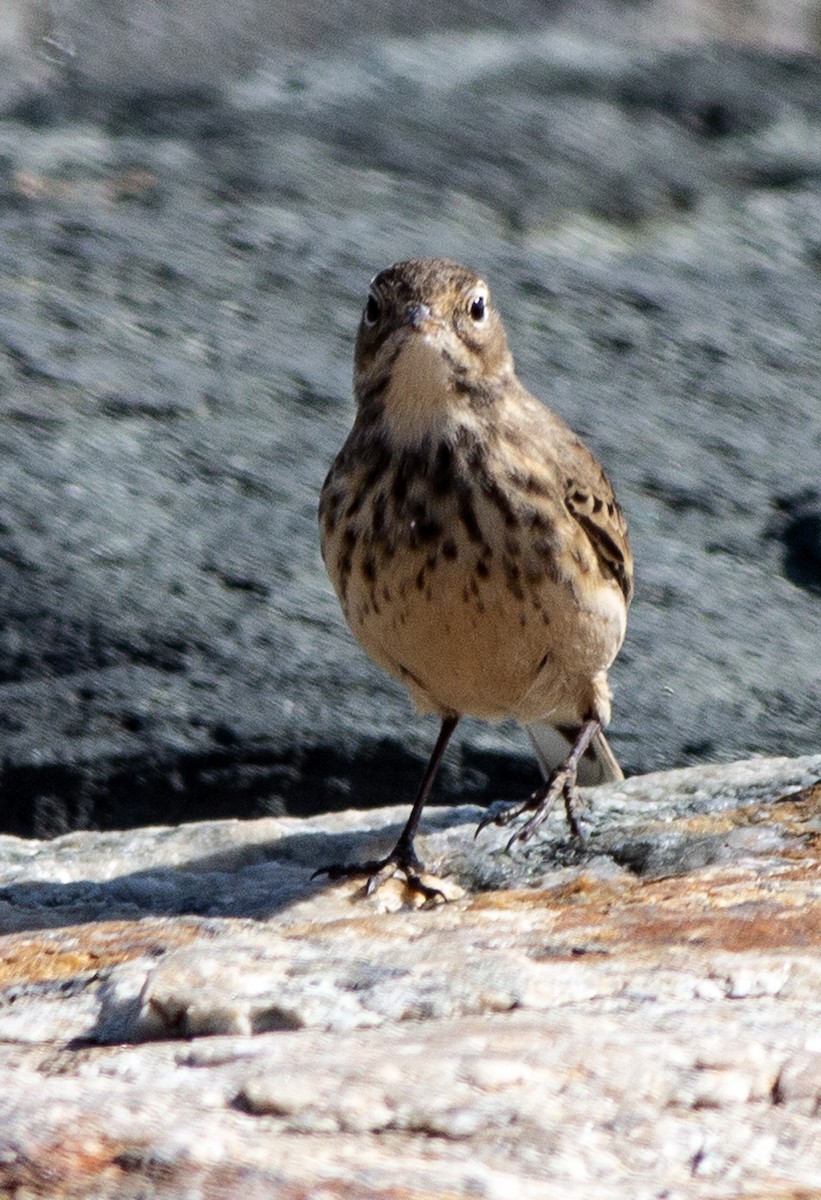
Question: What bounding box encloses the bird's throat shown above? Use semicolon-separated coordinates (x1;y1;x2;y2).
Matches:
380;334;455;448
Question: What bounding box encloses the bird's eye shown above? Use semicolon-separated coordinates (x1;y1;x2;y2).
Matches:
364;292;381;326
468;291;488;322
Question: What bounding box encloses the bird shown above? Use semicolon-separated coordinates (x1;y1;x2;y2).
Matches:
317;258;633;901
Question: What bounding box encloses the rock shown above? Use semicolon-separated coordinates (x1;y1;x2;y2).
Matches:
769;489;821;595
0;755;820;1195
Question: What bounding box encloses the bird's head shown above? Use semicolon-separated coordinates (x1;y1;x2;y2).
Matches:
353;258;515;443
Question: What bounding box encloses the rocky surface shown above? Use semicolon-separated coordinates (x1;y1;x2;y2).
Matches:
1;754;820;1196
0;5;819;1198
0;1;819;837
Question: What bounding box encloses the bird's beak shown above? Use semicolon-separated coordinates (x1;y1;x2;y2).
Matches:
406;303;433;330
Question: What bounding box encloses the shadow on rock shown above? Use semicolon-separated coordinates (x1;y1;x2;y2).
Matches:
0;806;484;934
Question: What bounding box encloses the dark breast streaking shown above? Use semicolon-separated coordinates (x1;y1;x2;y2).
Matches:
320;402;625;725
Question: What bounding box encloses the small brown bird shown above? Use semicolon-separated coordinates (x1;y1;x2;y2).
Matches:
317;258;633;899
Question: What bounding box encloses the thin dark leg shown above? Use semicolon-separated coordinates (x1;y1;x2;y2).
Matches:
389;714;459;867
559;719;599;839
476;718;601;849
313;714;459;901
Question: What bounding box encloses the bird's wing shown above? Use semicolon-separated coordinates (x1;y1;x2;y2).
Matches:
502;385;633;605
563;472;634;604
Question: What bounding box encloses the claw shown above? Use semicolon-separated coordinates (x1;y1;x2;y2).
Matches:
313;848;446;905
393;872;447;905
476;767;587;853
474;796;536;837
312;858;387;883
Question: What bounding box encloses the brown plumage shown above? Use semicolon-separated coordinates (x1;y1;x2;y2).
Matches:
317;258;633;900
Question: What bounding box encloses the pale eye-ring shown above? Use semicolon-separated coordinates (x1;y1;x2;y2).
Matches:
468;291;488;322
364;291;381;326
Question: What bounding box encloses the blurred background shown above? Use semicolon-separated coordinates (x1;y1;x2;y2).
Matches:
0;0;819;837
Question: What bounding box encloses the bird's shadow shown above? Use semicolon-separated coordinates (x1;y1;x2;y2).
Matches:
0;734;546;936
0;805;489;937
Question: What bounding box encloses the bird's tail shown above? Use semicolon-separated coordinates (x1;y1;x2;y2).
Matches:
525;719;624;787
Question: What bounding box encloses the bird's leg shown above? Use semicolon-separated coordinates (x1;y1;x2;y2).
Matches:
313;715;459;902
476;718;600;851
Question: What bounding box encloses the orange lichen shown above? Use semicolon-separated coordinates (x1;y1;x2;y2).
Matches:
0;920;201;987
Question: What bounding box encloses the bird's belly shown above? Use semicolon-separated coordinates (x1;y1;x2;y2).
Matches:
345;544;621;721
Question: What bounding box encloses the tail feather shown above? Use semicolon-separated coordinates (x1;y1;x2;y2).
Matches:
525;720;624;787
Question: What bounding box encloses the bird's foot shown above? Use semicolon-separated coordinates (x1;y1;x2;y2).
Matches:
312;843;447;905
476;767;585;853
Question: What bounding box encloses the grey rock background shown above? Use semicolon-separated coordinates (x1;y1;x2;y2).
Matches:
0;0;819;836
